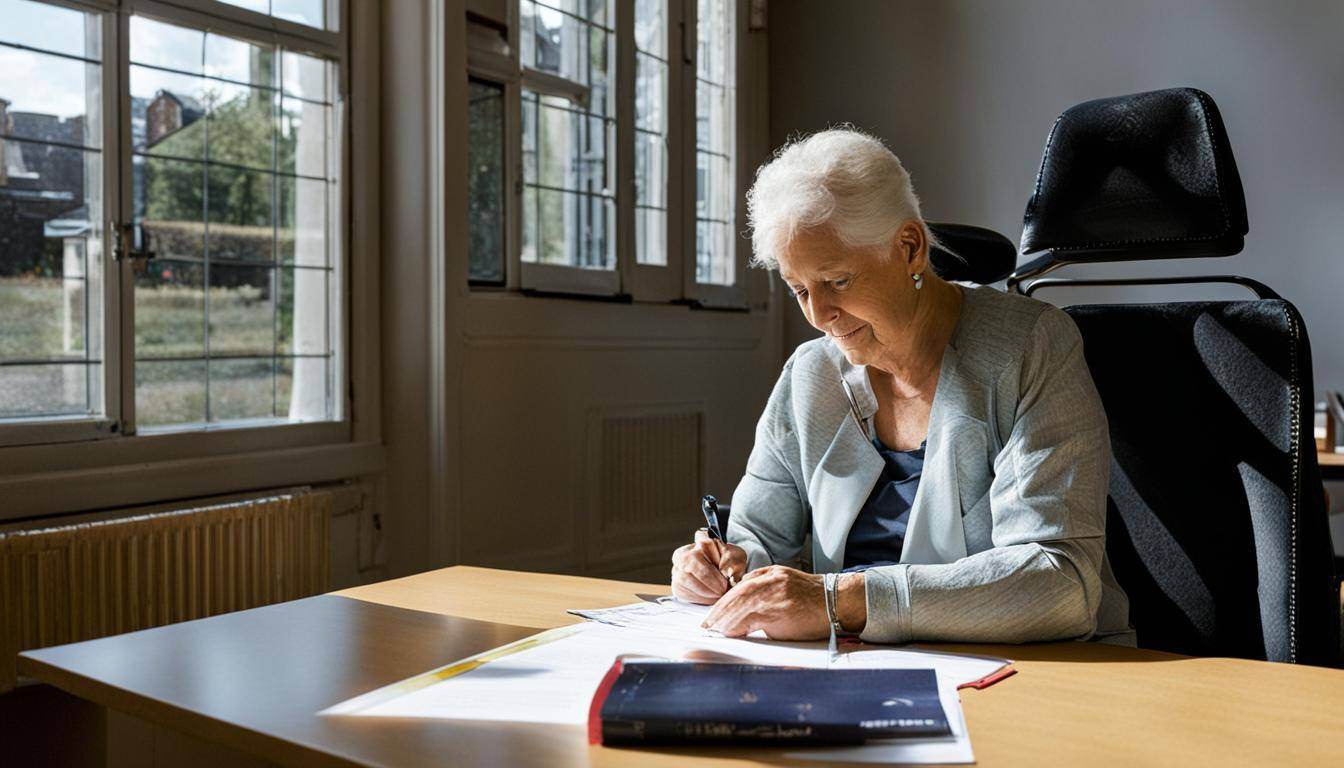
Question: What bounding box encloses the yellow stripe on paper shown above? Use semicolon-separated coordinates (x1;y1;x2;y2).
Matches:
321;624;585;715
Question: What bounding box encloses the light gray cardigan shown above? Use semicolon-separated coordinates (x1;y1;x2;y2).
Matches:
727;286;1134;645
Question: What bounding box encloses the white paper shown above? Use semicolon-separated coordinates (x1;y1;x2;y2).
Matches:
325;600;1010;765
569;601;1009;686
325;621;830;723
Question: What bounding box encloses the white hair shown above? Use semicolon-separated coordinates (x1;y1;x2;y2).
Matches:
746;127;934;271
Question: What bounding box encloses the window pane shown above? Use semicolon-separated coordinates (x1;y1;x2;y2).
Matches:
0;363;98;418
209;357;274;423
205;32;275;88
208;263;274;356
272;0;326;30
137;157;206;262
636;206;665;267
635;133;666;208
468;80;505;284
635;53;665;134
132;66;208;159
281;51;330;104
529;187;612;268
207;165;275;260
136;359;206;428
0;47;101;148
521;86;615;270
634;0;667;267
276;355;329;421
130;16;204;75
522;1;596;84
634;0;666;58
131;15;338;431
588;25;610;117
695;0;736;285
219;0;268;14
219;0;331;31
279;97;330;178
0;2;103;422
277;267;328;355
279;176;327;267
134;260;205;358
0;0;101;60
207;83;276;170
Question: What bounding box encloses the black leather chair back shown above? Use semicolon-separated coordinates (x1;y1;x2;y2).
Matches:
927;222;1017;284
1067;301;1337;665
1018;88;1338;665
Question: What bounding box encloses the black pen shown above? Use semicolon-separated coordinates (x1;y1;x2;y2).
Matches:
700;495;737;586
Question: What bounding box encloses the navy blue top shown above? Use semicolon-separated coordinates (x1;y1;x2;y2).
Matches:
842;437;925;572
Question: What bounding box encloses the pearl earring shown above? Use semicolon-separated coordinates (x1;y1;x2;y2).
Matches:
912;272;923;290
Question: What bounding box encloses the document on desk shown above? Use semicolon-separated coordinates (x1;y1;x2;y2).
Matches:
323;598;1009;764
569;598;1011;689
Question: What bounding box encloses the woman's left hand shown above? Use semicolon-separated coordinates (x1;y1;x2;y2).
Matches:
701;565;829;640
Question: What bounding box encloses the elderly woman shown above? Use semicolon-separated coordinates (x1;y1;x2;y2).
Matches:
671;129;1133;646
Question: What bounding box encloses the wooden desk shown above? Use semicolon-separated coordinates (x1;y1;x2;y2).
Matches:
19;566;1344;767
1320;450;1344;481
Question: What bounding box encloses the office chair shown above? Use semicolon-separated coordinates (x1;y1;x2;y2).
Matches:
1009;87;1339;666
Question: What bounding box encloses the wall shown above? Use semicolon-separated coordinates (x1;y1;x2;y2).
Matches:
769;0;1344;400
379;1;781;580
768;0;1344;534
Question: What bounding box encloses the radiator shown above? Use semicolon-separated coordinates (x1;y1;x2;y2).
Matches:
0;490;332;693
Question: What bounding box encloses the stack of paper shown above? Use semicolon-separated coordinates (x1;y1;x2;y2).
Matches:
324;597;1013;764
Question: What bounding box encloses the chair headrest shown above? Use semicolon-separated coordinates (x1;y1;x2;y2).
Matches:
928;222;1016;284
1020;87;1248;261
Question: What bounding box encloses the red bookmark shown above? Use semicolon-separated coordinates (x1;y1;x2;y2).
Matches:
957;665;1016;690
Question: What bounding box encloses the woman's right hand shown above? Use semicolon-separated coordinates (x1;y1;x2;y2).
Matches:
671;530;749;605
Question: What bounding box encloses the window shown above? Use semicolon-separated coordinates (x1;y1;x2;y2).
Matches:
467;78;506;285
217;0;332;31
0;0;346;444
517;0;617;294
465;0;743;303
0;0;105;423
634;0;668;268
129;18;338;429
694;0;735;287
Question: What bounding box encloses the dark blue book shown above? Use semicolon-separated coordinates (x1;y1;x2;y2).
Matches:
588;661;950;746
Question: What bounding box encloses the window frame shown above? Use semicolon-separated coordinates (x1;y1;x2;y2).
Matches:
619;0;684;304
116;0;347;437
470;0;747;306
0;0;122;447
513;0;621;298
681;0;747;309
0;0;350;447
0;0;381;518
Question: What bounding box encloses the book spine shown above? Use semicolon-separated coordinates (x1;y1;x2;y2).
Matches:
601;719;868;746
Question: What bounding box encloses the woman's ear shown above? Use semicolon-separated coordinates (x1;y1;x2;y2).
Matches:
892;220;929;274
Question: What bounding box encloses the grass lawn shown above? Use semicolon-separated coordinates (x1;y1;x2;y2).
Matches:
0;277;309;424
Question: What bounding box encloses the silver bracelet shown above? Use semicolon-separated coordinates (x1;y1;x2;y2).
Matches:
823;572;844;638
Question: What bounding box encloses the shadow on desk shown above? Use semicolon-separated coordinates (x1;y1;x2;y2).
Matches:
925;641;1186;665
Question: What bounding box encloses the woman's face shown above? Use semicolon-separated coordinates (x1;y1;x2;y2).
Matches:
777;222;928;368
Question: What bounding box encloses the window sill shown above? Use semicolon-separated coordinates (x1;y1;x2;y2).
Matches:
0;439;385;523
